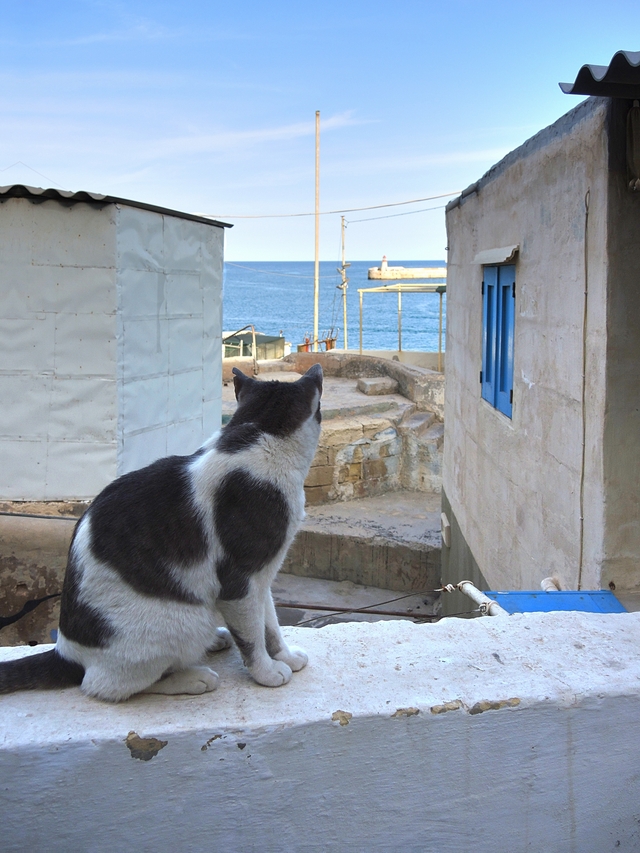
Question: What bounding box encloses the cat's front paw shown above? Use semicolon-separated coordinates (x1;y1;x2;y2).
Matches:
275;645;308;672
251;659;293;688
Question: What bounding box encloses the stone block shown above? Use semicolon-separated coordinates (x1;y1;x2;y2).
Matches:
304;484;332;505
338;463;363;484
321;420;364;447
357;376;399;396
312;447;330;467
305;465;334;488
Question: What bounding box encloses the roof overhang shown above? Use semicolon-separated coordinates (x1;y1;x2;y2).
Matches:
560;50;640;98
0;184;232;229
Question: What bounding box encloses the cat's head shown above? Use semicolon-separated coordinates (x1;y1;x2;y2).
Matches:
228;363;323;440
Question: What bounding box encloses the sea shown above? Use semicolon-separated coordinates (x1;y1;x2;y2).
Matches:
222;260;446;352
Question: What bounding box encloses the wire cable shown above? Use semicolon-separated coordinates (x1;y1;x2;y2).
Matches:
199;190;461;220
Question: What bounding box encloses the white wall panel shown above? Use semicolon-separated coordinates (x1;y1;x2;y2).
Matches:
166;272;202;316
166;418;203;456
168;370;203;424
54;312;117;376
116;206;164;272
48;378;116;442
168;317;204;372
44;440;116;501
120;318;169;381
30;202;116;269
121;376;169;435
0;316;56;373
21;265;117;316
119;270;165;321
163;216;203;272
118;427;167;474
0;439;48;496
0;375;52;439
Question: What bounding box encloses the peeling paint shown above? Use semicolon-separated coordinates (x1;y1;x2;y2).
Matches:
125;731;168;761
468;698;521;715
200;734;222;751
391;707;420;718
430;700;463;714
331;710;352;726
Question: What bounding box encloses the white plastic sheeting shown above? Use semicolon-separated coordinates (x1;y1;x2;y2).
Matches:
0;197;224;500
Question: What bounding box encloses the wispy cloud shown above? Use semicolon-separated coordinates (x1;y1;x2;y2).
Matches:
144;112;369;159
323;147;513;178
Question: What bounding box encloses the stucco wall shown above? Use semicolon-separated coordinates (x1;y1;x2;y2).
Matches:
2;612;640;852
0;199;119;500
444;98;610;591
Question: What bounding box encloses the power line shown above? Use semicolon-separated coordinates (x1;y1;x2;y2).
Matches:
347;202;447;224
196;190;461;220
0;161;65;189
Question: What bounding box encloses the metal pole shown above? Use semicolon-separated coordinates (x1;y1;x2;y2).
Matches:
313;110;320;352
359;290;363;354
398;289;402;352
341;216;348;350
438;290;443;373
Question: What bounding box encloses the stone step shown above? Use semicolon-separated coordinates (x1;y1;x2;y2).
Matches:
283;491;442;593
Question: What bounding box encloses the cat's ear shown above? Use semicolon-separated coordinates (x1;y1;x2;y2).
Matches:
301;362;323;394
232;367;255;401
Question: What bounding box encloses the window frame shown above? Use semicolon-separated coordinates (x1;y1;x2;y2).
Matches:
481;263;515;418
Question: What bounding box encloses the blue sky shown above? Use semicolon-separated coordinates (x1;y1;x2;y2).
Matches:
1;1;636;260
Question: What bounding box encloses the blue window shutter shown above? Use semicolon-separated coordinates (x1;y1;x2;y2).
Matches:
496;265;515;417
481;266;497;406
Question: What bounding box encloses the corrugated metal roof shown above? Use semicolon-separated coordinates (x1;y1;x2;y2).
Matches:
560;50;640;98
0;184;232;228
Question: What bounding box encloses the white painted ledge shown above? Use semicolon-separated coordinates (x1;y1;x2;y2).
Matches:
2;612;640;852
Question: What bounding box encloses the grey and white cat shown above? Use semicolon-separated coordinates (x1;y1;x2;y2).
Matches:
0;364;323;702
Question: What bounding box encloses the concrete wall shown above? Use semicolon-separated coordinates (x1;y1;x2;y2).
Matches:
2;611;640;852
601;100;640;590
443;98;611;592
0;198;224;500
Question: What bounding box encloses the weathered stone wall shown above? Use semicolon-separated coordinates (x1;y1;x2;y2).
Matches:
0;513;74;646
304;412;443;505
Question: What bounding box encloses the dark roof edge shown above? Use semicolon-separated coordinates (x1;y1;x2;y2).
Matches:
446;96;609;213
560;50;640;97
0;184;232;229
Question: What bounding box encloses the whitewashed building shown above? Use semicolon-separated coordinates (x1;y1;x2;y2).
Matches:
442;53;640;601
0;185;229;501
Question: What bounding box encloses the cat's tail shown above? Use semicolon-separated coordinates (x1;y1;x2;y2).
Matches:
0;649;84;694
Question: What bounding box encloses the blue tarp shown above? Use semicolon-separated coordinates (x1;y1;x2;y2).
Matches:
484;590;626;614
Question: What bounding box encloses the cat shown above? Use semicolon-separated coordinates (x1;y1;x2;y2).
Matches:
0;363;323;702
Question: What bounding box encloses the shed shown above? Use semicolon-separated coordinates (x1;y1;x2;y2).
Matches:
442;53;640;604
0;185;230;501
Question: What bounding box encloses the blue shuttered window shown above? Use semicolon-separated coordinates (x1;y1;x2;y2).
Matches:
481;264;515;418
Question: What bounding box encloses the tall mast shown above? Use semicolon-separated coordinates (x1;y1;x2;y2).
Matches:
313;110;320;352
338;216;350;349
